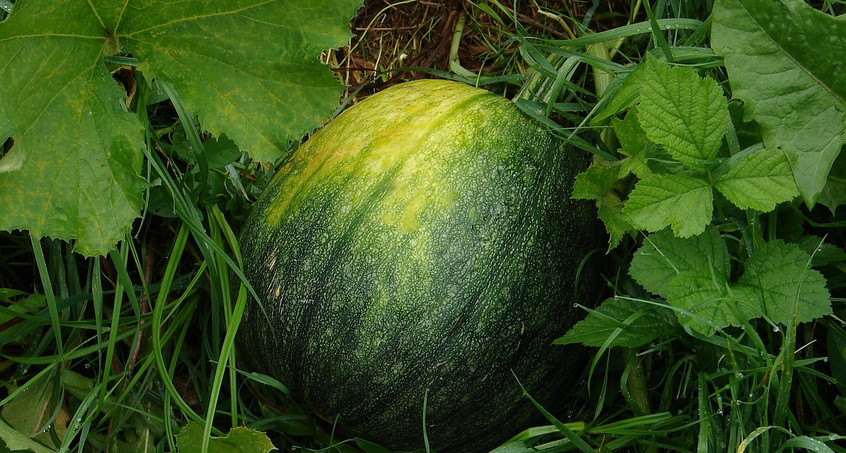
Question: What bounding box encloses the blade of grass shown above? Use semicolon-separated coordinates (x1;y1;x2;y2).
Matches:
99;243;128;406
30;236;64;359
201;282;248;453
57;380;100;453
149;222;208;428
550;19;702;47
92;257;104;377
643;1;673;62
514;373;595;452
774;245;822;429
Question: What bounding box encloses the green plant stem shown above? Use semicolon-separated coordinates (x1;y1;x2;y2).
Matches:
449;13;476;79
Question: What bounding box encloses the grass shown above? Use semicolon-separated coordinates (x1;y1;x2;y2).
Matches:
2;0;845;452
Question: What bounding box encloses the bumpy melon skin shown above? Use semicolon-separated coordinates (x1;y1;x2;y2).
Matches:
238;79;600;451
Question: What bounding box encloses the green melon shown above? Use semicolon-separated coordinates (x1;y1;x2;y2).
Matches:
238;79;601;451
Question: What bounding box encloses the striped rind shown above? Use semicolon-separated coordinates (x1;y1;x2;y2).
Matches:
238;79;600;451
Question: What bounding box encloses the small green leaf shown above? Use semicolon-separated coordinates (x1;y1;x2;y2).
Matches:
613;112;655;179
203;135;242;170
637;55;728;168
556;297;677;348
629;226;730;297
623;174;713;237
797;236;846;268
666;271;760;336
0;418;54;453
597;203;634;250
572;162;633;250
176;423;276;453
737;240;831;325
712;0;846;207
714;147;799;211
572;165;619;200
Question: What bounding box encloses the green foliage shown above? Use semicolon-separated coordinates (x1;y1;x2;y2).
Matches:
0;1;844;453
711;0;846;210
0;0;363;256
637;55;727;168
571;39;832;338
555;298;677;348
627;229;831;335
176;423;276;453
557;1;844;451
623;173;714;237
578;55;800;243
0;371;67;451
714;147;800;211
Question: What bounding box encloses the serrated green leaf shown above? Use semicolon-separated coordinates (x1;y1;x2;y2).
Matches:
176;423;276;453
572;165;619;200
613;111;654;178
666;271;760;336
572;162;634;250
0;1;146;256
597;202;634;251
630;226;730;297
714;147;799;211
0;0;362;256
123;1;362;162
623;173;713;237
555;297;677;348
738;240;831;325
712;0;846;207
637;55;728;168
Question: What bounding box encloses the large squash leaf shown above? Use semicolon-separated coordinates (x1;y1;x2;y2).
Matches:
711;0;846;210
0;0;361;256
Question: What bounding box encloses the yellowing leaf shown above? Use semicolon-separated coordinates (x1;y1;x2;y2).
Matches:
122;1;361;162
1;372;69;449
0;0;363;256
0;1;145;255
176;423;276;453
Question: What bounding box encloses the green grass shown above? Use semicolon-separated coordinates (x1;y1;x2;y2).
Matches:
1;1;845;452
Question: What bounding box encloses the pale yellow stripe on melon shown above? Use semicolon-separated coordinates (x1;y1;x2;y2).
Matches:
262;79;490;229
